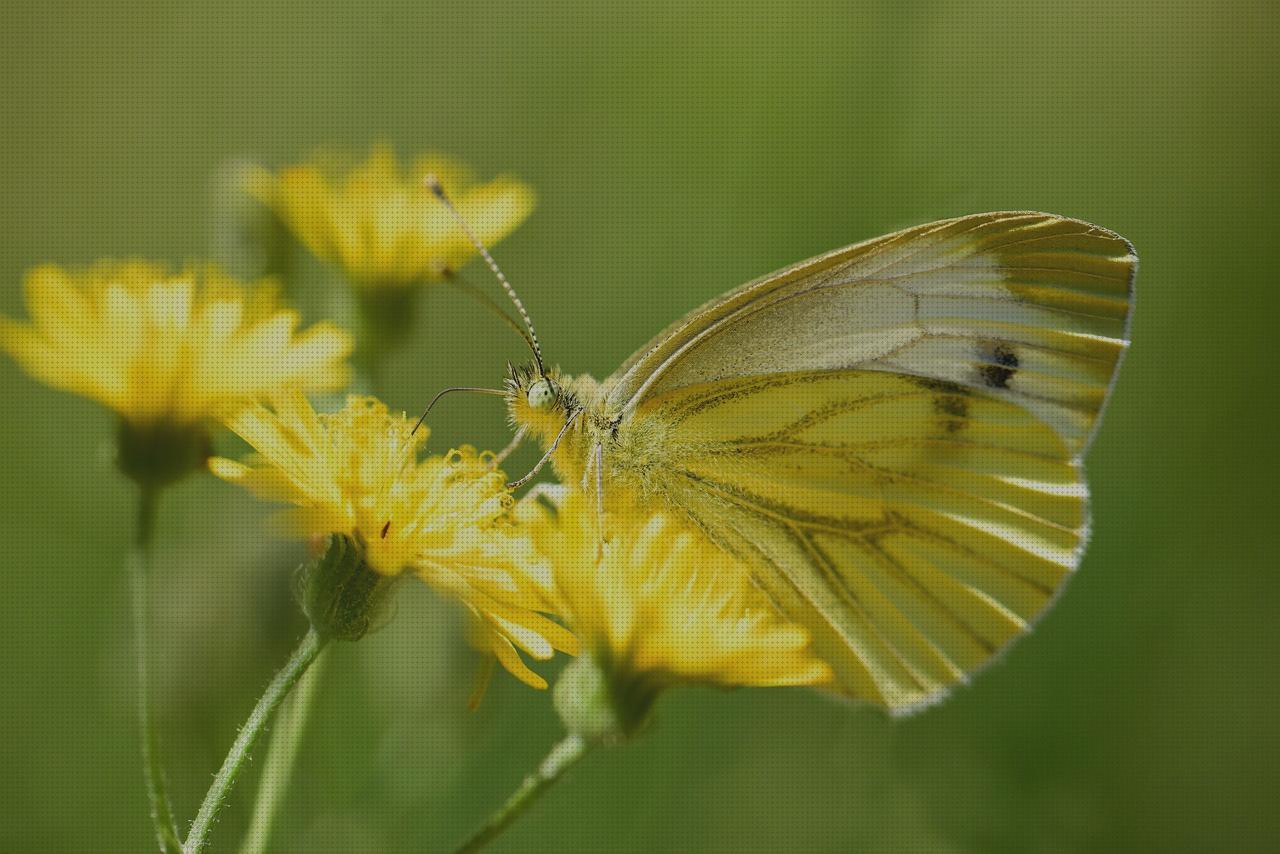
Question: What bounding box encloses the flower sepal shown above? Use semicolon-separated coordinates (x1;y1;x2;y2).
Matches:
117;418;213;489
294;534;397;642
553;652;659;745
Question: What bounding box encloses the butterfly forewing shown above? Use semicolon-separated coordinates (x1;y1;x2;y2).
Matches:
607;212;1135;457
598;212;1134;711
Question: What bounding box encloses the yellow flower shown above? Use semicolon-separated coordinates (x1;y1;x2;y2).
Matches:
522;487;830;695
256;145;535;287
210;392;576;688
0;261;352;429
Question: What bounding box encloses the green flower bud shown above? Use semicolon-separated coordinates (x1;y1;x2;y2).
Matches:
294;534;397;641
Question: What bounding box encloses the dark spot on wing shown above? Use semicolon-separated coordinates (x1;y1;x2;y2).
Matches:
978;363;1016;389
933;394;969;433
934;395;968;418
914;377;966;394
977;342;1019;389
993;344;1019;368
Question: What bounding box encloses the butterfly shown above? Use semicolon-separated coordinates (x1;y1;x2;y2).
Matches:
427;193;1135;714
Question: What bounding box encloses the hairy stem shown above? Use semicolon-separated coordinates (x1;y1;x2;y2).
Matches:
237;648;329;854
131;486;182;853
453;733;591;853
183;628;326;853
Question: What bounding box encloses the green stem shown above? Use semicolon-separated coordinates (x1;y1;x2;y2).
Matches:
453;733;591;854
237;647;329;854
131;486;182;853
183;628;327;854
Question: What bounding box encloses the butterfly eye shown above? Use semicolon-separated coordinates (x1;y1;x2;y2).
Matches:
526;378;559;410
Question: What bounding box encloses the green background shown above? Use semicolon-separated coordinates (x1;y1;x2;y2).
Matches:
1;1;1276;851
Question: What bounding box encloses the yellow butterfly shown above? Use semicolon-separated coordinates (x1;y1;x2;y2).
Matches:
428;189;1135;714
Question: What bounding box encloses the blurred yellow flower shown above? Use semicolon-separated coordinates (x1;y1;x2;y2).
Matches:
256;145;535;287
522;487;831;694
0;261;352;428
210;393;576;687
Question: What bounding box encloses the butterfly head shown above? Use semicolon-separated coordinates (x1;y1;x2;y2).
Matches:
506;363;580;435
525;375;561;411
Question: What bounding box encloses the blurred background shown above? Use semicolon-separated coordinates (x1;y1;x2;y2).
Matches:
1;1;1276;851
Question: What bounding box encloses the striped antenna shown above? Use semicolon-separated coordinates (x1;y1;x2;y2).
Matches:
425;175;545;374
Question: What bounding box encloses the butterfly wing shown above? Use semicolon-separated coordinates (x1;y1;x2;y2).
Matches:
606;212;1136;456
630;370;1085;710
602;213;1135;711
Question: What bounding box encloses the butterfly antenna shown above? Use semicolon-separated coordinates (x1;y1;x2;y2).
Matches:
412;386;506;435
441;273;538;358
425;175;545;375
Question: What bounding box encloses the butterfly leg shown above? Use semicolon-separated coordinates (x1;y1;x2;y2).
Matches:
507;411;579;490
593;442;609;558
593;442;606;521
492;425;528;467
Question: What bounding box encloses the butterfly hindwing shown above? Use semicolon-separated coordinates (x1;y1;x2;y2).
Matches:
629;369;1088;711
